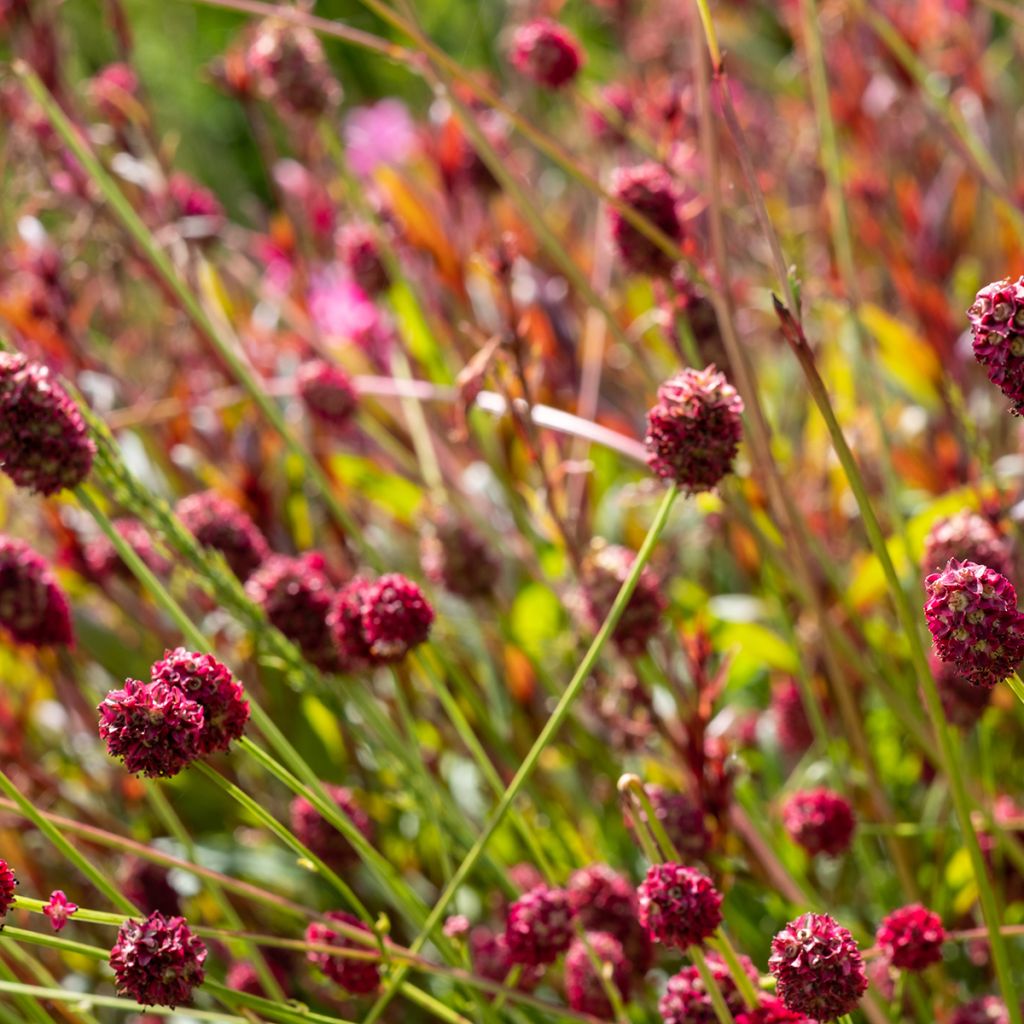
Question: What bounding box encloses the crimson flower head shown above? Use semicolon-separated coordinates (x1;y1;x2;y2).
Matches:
296;360;358;432
661;951;758;1024
951;997;1013;1024
567;863;652;973
968;275;1024;413
735;995;814;1023
782;788;855;857
109;911;207;1008
772;679;815;757
504;884;576;966
337;223;389;296
0;859;16;918
509;18;583;89
244;17;341;115
931;654;995;729
42;890;78;932
636;862;722;949
924;559;1024;687
357;573;434;663
470;926;544;990
0;352;94;495
167;173;224;238
609;162;682;277
420;510;498;601
97;679;204;778
83;518;171;582
0;535;73;647
564;931;632;1016
875;904;945;972
306;911;379;994
645;366;744;492
175;491;270;580
768;912;867;1022
626;784;712;861
290;783;374;869
922;511;1013;582
150;648;249;755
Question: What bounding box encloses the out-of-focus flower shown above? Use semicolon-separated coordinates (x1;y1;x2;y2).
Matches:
176;491;270;581
922;512;1013;581
306;911;379;994
661;951;758;1024
564;931;631;1016
344;100;417;178
0;535;73;648
509;18;584;89
875;904;945;971
504;885;575;966
290;784;374;870
296;359;358;431
782;788;856;857
244;18;340;115
636;862;722;949
609;162;682;277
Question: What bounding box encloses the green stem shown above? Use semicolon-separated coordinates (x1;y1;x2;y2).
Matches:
690;945;736;1024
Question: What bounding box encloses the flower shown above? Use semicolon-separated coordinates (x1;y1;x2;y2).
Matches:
89;63;139;125
875;904;945;971
306;911;379;994
419;510;498;600
922;512;1013;582
42;890;78;932
735;995;814;1023
327;576;375;672
469;927;543;990
504;885;575;966
951;997;1013;1024
244;18;340;115
782;788;855;857
119;858;180;918
645;366;744;492
609;163;682;277
337;223;389;296
768;912;867;1022
509;18;584;89
0;860;16;917
296;360;358;431
167;173;224;238
924;559;1024;687
308;267;392;365
175;491;270;580
150;648;249;755
0;535;73;647
290;784;374;869
443;915;470;939
661;951;759;1024
931;653;994;729
0;352;94;494
97;680;204;778
83;518;172;582
344;100;417;178
586;83;635;145
564;931;631;1016
772;679;815;757
636;862;722;949
109;912;207;1008
567;863;652;973
968;276;1024;413
357;573;434;663
626;784;712;861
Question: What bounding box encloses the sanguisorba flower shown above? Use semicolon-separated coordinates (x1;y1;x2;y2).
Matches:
290;783;374;869
420;509;498;601
735;995;814;1023
968;275;1024;413
781;788;855;857
661;951;759;1024
109;911;207;1008
0;859;16;918
564;931;631;1016
97;680;204;778
504;884;576;966
42;890;78;932
306;911;380;994
83;518;172;582
567;863;652;973
244;17;340;115
336;223;389;296
645;366;744;492
509;18;583;89
357;573;434;664
625;784;712;862
175;490;270;581
609;162;682;277
922;511;1013;582
924;559;1024;687
930;652;995;729
951;997;1013;1024
0;535;73;647
768;912;867;1022
875;904;945;972
0;352;94;495
636;862;722;949
296;359;358;432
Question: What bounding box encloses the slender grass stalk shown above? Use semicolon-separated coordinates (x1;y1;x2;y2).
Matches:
690;945;736;1024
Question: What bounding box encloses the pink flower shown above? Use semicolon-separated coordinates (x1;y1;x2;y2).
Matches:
782;788;856;857
509;19;584;89
42;890;78;932
564;931;631;1016
504;885;575;966
175;491;270;581
308;267;392;364
289;783;374;870
343;100;417;177
0;860;16;918
306;911;379;994
875;904;945;972
357;573;434;663
636;862;722;949
296;359;358;431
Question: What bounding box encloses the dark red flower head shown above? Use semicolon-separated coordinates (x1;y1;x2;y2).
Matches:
969;276;1024;413
875;904;945;972
290;783;374;870
109;911;207;1008
735;995;814;1023
951;997;1013;1024
176;491;270;580
567;863;652;974
0;859;16;917
0;535;73;647
420;510;498;601
469;927;543;990
83;518;171;583
660;951;759;1024
305;910;379;994
609;162;682;277
626;784;712;861
645;366;744;492
245;18;341;115
119;858;180;918
337;223;389;296
150;648;249;755
296;360;358;432
509;18;583;89
564;931;632;1016
357;573;434;663
98;680;204;778
504;884;576;966
782;788;855;857
0;352;94;495
768;912;867;1022
923;512;1013;582
636;862;722;949
924;559;1024;687
772;679;815;757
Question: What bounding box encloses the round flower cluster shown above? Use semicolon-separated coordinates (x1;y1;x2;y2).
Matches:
645;366;744;492
337;223;389;296
772;679;815;757
636;862;722;949
0;352;94;495
924;559;1024;687
0;859;17;918
782;787;856;857
509;18;583;89
627;784;712;861
564;931;631;1016
306;911;380;995
296;360;358;432
119;858;181;918
88;62;139;125
420;510;498;601
609;162;682;277
567;863;652;973
968;276;1024;413
109;911;207;1008
768;912;867;1022
951;997;1014;1024
0;535;73;648
735;996;813;1024
83;518;171;582
504;884;576;966
244;17;340;115
875;903;945;971
922;511;1013;582
469;927;542;990
290;784;374;870
660;951;758;1024
176;491;270;580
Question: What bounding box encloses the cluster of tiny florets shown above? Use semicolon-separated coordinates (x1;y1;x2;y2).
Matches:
772;679;815;757
660;951;759;1024
636;862;722;949
609;162;682;277
922;511;1014;582
0;860;17;918
931;653;994;728
628;784;712;861
109;911;207;1008
564;931;631;1016
782;787;856;857
83;518;171;582
176;491;270;580
768;912;867;1022
420;510;498;600
337;223;389;296
645;366;744;492
244;17;340;115
296;360;358;431
119;858;181;917
509;18;583;89
469;927;543;990
875;903;945;971
305;911;380;994
950;997;1013;1024
0;352;94;495
968;276;1024;413
0;535;73;648
735;996;814;1024
290;784;374;870
567;863;652;973
504;884;576;966
924;559;1024;687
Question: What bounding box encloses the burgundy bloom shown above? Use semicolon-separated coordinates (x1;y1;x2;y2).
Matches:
578;540;666;655
875;904;945;972
420;510;498;600
931;653;994;729
636;862;721;949
609;162;682;277
97;680;204;778
83;518;172;582
358;573;434;663
925;559;1024;687
968;276;1024;413
627;784;712;861
0;535;73;647
469;927;542;990
175;491;270;580
245;18;341;115
564;931;631;1016
327;576;374;672
951;997;1013;1024
782;788;855;857
150;648;249;755
772;679;815;757
504;885;576;966
109;912;207;1008
167;173;224;238
119;858;181;918
645;366;744;492
768;912;867;1022
42;890;78;932
337;223;389;296
225;952;291;997
0;860;16;917
923;512;1013;582
735;995;814;1024
305;911;379;995
509;18;583;89
246;553;338;671
289;784;374;869
89;63;139;124
586;83;635;145
0;352;94;495
660;951;759;1024
567;863;652;973
296;360;358;432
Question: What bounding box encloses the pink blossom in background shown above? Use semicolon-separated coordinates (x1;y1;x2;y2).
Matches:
308;266;393;365
343;99;417;177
